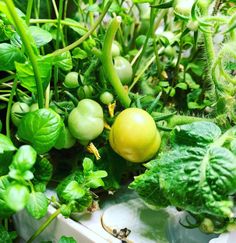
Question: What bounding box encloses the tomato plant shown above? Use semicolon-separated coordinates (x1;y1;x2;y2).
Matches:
109;108;161;163
0;0;236;241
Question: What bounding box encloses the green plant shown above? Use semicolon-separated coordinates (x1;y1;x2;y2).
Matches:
0;0;236;241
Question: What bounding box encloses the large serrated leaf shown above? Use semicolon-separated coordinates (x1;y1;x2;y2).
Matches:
0;43;25;71
17;109;63;154
26;192;48;219
131;121;236;219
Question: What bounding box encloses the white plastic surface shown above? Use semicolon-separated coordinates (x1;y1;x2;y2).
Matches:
13;189;236;243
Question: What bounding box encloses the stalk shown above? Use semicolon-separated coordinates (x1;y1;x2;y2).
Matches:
54;0;64;101
133;5;156;74
101;17;131;108
26;208;61;243
0;75;15;84
3;0;44;108
88;0;94;27
6;78;18;138
30;19;88;32
49;0;112;57
25;0;33;25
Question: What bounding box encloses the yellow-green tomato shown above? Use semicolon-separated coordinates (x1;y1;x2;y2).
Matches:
109;108;161;163
68;99;104;144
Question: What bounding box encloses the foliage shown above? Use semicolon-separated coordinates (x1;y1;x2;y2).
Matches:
130;121;236;232
0;0;236;240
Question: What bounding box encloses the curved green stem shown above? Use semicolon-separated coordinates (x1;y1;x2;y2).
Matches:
27;208;61;243
101;17;131;108
133;5;156;74
4;0;44;108
30;18;88;31
25;0;33;25
49;0;112;57
6;78;18;138
54;0;64;101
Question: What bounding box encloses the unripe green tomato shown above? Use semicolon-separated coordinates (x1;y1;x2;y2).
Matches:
173;0;195;17
135;35;146;49
68;99;104;144
111;41;121;57
100;91;114;105
163;46;176;58
64;72;79;88
77;85;94;99
11;102;30;127
109;108;161;163
54;126;76;150
114;56;133;85
30;103;39;112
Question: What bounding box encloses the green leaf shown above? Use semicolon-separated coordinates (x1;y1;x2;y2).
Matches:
33;158;53;184
15;59;52;93
175;82;188;90
172;121;222;147
4;184;30;211
11;26;52;48
0;151;13;176
0;120;2;132
0;225;17;243
17;109;63;154
72;47;88;59
86;177;105;188
11;145;37;171
8;168;34;181
158;81;169;87
82;157;94;172
0;43;25;71
0;134;16;154
131;122;236;219
44;51;72;71
26;192;48;219
152;0;173;8
29;26;52;47
58;236;77;243
133;0;154;3
64;18;87;36
61;181;85;201
0;176;14;218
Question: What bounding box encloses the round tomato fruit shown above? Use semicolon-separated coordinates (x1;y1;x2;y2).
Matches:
109;108;161;163
68;99;104;145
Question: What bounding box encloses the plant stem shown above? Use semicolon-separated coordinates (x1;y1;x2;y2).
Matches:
54;0;64;101
25;0;33;25
0;74;15;84
6;78;18;138
4;0;44;108
101;17;131;108
30;18;88;31
133;5;156;74
49;0;112;57
89;0;94;27
27;208;61;243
